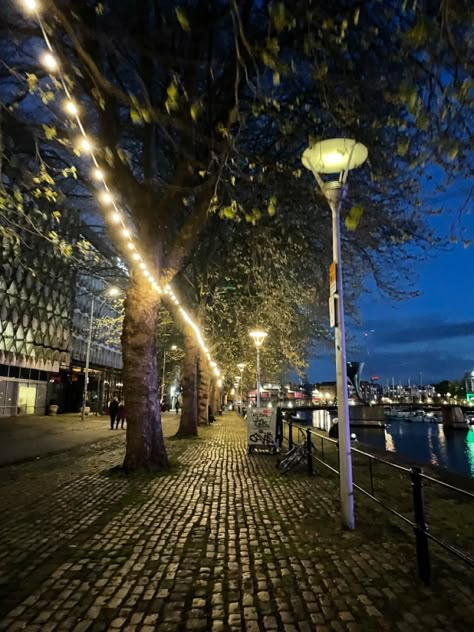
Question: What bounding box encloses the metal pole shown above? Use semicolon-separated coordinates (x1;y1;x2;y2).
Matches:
81;295;95;421
256;347;261;408
411;466;431;584
327;184;355;529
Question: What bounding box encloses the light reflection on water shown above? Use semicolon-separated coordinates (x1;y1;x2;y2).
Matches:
356;421;474;478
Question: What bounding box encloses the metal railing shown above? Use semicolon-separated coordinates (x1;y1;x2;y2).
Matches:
280;416;474;585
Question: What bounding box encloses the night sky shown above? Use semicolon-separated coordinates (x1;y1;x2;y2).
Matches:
310;174;474;386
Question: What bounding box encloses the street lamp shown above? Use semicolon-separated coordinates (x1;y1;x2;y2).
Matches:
81;285;120;421
249;330;267;408
162;344;177;406
302;137;368;530
237;362;246;413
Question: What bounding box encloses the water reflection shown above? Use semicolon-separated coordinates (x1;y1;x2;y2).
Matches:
356;421;474;478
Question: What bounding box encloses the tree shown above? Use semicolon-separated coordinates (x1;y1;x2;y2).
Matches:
2;0;472;469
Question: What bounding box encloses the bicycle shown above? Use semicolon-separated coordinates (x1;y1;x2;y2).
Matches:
277;443;307;474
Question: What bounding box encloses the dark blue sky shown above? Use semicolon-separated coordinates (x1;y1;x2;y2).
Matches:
310;175;474;386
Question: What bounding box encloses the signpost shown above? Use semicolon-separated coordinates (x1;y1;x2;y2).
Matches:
247;407;277;453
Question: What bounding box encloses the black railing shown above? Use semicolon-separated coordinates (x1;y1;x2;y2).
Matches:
279;416;474;585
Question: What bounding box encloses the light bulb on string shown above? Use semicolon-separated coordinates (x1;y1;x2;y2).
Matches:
78;136;93;153
132;252;141;261
64;100;78;116
21;0;39;12
99;191;113;205
41;52;58;72
92;168;104;181
109;211;121;223
127;242;135;250
122;228;130;238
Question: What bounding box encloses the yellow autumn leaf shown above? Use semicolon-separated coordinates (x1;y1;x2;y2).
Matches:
42;125;57;141
176;8;190;32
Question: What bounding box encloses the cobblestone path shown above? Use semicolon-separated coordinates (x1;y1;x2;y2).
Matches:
0;414;471;631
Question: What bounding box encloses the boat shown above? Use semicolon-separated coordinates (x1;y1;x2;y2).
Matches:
385;409;441;423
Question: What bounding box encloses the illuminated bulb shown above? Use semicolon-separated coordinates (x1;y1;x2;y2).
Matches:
79;136;93;153
22;0;38;12
122;228;130;238
99;191;113;205
139;262;147;270
109;211;121;223
92;168;104;181
64;100;78;115
41;52;58;71
127;242;135;250
132;253;140;261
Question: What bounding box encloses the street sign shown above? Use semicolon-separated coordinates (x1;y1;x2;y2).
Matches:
329;261;337;295
247;407;277;453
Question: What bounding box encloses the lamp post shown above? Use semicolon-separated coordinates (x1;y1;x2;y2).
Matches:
249;331;267;408
81;285;120;421
302;138;368;530
237;362;246;413
162;344;177;406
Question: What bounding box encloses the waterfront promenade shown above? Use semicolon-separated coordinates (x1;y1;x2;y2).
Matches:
0;413;472;631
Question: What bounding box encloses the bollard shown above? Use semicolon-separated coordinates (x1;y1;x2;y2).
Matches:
411;466;431;585
306;428;313;476
288;420;293;450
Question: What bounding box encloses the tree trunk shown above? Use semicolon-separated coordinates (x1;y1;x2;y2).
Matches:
176;334;199;437
197;352;210;425
209;378;219;419
122;273;168;471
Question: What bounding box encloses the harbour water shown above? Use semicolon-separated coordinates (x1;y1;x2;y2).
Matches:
356;420;474;479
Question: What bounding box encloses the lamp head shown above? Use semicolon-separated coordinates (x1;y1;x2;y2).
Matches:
249;330;267;348
302;138;368;175
107;286;120;297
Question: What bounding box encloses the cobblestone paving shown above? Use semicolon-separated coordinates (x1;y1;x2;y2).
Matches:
0;414;471;631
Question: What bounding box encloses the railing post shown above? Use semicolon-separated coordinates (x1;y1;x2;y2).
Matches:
306;429;313;476
410;466;431;585
369;458;374;496
288;420;293;450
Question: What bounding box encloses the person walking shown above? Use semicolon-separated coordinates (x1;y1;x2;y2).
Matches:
108;397;119;430
116;400;126;429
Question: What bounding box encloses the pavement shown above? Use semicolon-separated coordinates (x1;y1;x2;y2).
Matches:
0;413;180;466
0;412;472;631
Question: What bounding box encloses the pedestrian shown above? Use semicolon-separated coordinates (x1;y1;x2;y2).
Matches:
116;400;126;429
108;397;119;430
175;394;181;415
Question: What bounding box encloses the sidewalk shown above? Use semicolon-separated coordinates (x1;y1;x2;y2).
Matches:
0;412;180;466
0;413;471;631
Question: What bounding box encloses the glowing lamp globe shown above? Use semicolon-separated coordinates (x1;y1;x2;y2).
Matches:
249;330;267;348
302;138;368;174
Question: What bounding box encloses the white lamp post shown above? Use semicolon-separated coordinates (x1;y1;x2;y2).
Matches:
237;362;246;413
302;138;368;530
81;285;120;421
249;330;267;408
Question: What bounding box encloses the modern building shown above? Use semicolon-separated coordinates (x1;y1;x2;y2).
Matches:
0;117;122;416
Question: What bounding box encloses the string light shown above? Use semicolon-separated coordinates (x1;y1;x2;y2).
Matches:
21;3;222;379
22;0;38;12
64;99;78;115
99;191;113;205
78;136;93;153
40;52;58;72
